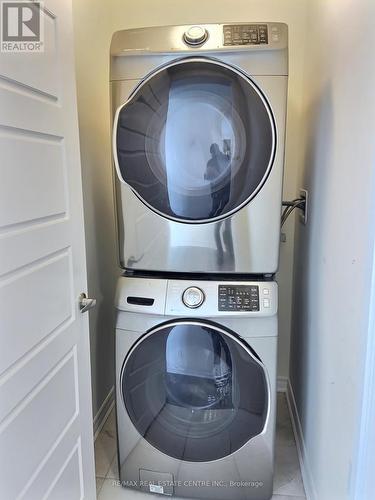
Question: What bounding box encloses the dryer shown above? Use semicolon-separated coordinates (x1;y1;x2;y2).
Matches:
115;276;278;500
110;23;288;275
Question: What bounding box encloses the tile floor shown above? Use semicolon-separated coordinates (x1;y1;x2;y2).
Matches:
95;393;306;500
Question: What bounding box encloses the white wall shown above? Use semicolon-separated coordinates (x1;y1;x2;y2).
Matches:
72;2;309;417
290;1;375;499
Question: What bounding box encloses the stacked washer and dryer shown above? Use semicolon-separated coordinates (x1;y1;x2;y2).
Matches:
110;23;288;500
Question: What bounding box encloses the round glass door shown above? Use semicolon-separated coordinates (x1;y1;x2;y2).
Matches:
121;321;268;462
114;58;276;223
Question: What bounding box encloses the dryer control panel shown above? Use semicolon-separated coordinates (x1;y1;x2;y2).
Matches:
111;23;288;57
223;24;268;46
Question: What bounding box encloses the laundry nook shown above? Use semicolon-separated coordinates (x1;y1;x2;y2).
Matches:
1;2;375;500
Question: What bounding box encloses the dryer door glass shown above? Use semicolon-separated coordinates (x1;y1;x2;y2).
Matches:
121;321;268;462
115;58;276;223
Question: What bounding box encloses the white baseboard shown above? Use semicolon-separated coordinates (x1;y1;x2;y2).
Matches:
286;379;317;500
277;376;288;392
93;386;115;441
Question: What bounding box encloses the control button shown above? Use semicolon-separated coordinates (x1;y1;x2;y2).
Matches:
183;26;208;46
182;287;205;308
263;298;270;308
263;288;270;295
272;34;280;42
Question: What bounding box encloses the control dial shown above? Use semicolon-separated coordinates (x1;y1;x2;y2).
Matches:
182;287;205;308
183;26;208;46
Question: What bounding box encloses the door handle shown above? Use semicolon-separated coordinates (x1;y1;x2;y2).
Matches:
79;292;97;313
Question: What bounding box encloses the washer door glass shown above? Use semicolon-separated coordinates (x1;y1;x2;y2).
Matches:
121;321;268;462
114;58;276;223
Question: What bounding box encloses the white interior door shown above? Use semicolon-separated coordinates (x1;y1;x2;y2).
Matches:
0;0;96;498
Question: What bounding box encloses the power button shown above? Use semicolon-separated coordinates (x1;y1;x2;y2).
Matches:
182;287;205;309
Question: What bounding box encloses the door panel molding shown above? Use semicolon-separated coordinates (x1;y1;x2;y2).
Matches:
0;0;95;498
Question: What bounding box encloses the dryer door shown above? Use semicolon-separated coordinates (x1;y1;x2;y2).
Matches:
121;320;269;462
114;58;276;223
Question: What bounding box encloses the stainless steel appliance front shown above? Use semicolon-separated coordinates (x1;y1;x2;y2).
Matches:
110;24;288;274
115;276;278;499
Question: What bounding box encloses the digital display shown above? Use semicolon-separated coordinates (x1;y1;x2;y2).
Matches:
223;24;268;46
218;285;259;311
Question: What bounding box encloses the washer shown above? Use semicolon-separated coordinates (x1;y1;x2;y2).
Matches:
110;23;288;275
115;276;278;500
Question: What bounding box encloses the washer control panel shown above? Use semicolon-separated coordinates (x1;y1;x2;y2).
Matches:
218;285;259;312
182;286;205;308
223;24;268;46
165;280;277;317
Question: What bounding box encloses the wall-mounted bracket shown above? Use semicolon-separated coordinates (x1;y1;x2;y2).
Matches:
299;189;308;225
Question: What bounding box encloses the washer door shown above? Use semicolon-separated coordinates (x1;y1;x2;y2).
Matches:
114;58;276;223
121;321;269;462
